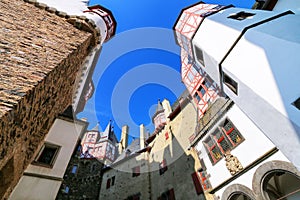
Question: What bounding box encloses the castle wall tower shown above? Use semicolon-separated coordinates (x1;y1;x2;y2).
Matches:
173;3;227;118
152;99;167;132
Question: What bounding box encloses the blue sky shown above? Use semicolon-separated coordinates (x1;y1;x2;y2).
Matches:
78;0;254;143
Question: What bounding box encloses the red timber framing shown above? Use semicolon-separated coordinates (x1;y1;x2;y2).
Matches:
174;3;228;118
84;5;117;41
180;49;219;118
174;3;229;56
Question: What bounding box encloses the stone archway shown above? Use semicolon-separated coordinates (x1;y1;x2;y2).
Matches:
222;184;256;200
252;161;300;200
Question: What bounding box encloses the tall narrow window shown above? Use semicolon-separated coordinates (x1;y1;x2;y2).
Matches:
111;176;115;186
212;129;231;154
203;137;222;164
34;143;60;168
221;119;244;146
106;178;111;189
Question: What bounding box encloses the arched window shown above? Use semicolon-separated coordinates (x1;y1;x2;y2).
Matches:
261;170;300;200
228;193;253;200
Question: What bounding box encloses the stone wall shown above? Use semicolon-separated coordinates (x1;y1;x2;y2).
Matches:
56;143;104;200
0;0;95;198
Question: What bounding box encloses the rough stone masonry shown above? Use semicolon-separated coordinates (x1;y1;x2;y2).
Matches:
0;0;97;198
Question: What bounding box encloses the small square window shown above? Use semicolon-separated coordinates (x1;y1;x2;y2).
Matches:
194;46;205;67
228;11;255;20
292;97;300;110
132;166;140;177
33;143;60;168
223;72;238;95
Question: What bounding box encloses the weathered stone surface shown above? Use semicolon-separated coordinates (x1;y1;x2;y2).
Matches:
0;0;95;198
56;143;104;200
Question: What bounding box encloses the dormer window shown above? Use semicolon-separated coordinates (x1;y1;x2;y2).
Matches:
292;97;300;110
228;11;255;21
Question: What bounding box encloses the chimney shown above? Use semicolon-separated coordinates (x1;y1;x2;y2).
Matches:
119;125;129;154
162;99;172;117
140;124;146;149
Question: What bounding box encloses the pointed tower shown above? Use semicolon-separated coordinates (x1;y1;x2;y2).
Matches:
152;99;167;132
81;122;100;156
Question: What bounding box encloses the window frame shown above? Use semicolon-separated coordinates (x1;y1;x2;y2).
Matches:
194;45;205;67
33;142;61;168
223;72;238;95
203;118;244;165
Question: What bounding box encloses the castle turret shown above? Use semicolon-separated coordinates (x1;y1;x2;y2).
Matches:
152;99;167;132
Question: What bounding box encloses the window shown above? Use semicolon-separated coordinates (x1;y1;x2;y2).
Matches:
159;159;168;175
204;118;244;164
193;81;211;104
292;97;300;110
204;136;222;164
191;172;203;195
157;188;175;200
71;165;78;174
212;128;231;154
106;178;111;189
64;186;69;194
165;132;169;140
223;72;238;95
33;143;60;167
228;11;255;20
126;193;141;200
194;46;205;67
111;176;115;186
132;166;140;177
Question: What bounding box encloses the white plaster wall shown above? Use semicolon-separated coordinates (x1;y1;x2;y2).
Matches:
73;45;100;113
9;176;61;200
221;14;300;170
37;0;108;43
25;118;85;178
215;151;289;199
192;8;283;85
196;104;289;189
273;0;300;14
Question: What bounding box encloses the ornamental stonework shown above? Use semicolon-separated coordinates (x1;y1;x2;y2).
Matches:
225;153;243;176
